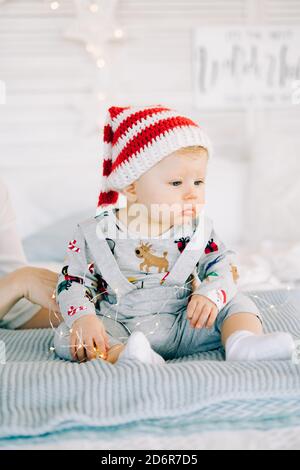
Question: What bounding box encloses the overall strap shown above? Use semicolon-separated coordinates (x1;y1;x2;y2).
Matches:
162;212;213;287
78;217;136;298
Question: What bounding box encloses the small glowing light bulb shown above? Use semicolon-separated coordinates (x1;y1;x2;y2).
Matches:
89;3;99;13
86;43;95;54
97;92;106;101
50;1;60;10
114;28;124;39
96;58;106;68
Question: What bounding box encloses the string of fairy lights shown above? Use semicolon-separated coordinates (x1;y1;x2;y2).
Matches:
0;0;126;133
48;261;298;362
45;0;126;133
0;1;297;361
46;0;125;80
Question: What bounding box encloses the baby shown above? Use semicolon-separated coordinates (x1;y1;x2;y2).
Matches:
53;105;295;365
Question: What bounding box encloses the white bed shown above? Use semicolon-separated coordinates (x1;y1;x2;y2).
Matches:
3;426;300;450
2;153;300;450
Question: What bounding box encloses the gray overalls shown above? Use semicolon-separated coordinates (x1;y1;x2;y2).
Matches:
54;214;261;362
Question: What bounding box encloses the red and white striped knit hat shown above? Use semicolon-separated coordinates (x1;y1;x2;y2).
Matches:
98;105;212;208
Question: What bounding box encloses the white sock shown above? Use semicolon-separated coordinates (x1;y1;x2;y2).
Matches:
117;331;165;365
225;330;295;361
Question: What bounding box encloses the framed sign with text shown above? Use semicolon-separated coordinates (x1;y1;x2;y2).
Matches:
193;27;300;109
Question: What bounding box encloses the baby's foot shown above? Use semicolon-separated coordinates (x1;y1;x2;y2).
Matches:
117;331;165;365
225;330;295;361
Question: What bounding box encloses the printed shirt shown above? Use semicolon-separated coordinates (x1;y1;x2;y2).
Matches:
98;208;196;289
57;208;239;327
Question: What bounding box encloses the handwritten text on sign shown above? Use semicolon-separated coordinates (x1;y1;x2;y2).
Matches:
193;27;300;108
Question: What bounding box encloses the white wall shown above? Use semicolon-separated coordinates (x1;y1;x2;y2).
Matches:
0;0;299;247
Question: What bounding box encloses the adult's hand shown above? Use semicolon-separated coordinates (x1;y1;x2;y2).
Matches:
15;266;59;313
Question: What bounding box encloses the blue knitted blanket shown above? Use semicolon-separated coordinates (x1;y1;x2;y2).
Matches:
0;289;300;441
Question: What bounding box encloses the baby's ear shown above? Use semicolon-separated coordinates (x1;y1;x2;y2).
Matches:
122;182;137;202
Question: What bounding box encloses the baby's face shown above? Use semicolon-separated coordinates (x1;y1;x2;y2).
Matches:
132;147;208;226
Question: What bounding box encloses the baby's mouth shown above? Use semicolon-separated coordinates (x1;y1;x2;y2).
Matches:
181;206;195;216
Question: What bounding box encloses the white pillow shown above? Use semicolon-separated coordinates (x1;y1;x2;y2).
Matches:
246;126;300;244
205;157;249;246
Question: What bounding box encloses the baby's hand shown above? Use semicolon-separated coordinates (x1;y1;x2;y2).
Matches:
187;294;218;329
70;315;110;362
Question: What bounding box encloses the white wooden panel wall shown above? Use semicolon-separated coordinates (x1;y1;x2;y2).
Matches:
0;0;299;242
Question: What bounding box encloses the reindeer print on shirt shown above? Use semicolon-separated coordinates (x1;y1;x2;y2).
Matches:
135;242;169;273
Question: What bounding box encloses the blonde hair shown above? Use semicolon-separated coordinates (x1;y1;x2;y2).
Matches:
174;145;208;157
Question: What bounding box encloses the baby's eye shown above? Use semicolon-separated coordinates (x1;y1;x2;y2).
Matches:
170;180;204;187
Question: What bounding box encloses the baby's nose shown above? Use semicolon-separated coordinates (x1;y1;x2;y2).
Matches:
183;190;197;200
